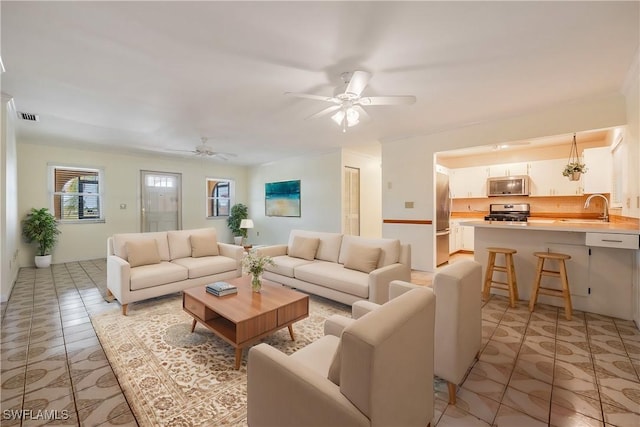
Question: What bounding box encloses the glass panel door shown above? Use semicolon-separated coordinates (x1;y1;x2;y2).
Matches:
140;171;182;232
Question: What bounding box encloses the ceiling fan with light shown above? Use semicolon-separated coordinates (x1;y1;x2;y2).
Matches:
285;71;416;132
166;137;237;160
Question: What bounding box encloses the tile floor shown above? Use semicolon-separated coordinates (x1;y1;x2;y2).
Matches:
1;259;639;426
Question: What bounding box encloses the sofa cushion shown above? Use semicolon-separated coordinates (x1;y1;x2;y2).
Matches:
294;262;369;299
288;230;343;263
289;334;340;379
338;235;401;268
168;228;218;260
130;261;188;291
265;255;315;278
190;233;219;257
288;236;320;261
113;232;170;262
126;239;161;268
172;256;238;279
343;244;381;273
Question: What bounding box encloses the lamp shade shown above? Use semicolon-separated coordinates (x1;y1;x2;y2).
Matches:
240;219;254;229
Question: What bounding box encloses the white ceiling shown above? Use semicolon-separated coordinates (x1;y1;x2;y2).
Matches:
2;1;638;165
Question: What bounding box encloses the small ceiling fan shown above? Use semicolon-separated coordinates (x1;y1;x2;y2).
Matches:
285;71;416;132
167;137;237;160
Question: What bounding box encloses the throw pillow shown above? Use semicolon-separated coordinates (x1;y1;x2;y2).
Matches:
288;236;320;261
190;233;219;257
126;239;161;268
343;244;382;273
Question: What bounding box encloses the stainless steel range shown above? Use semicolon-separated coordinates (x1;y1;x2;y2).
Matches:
484;203;531;222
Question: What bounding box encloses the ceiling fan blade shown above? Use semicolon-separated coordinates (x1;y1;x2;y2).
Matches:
344;71;371;97
166;148;197;154
358;95;416;106
284;92;338;103
308;105;341;119
353;105;370;121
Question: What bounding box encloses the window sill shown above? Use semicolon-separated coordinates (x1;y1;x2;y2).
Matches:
58;219;106;225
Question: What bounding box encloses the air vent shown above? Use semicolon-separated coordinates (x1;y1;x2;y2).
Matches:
18;111;39;122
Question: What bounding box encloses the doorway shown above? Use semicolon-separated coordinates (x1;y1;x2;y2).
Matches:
140;171;182;232
343;166;360;236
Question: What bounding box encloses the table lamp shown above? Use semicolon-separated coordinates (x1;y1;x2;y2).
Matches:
239;219;254;246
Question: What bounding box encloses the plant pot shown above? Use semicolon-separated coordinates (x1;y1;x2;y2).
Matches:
35;255;52;268
234;236;243;246
569;172;581;181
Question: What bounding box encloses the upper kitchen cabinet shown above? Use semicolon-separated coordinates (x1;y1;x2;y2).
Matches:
582;147;612;194
529;158;582;196
488;162;529;177
450;166;489;198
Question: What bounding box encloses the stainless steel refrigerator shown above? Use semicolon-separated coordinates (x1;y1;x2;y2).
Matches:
435;171;451;266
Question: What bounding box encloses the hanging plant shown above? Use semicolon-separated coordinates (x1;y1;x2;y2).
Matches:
562;133;587;181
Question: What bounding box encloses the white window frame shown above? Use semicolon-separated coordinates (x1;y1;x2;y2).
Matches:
205;178;234;219
49;164;105;223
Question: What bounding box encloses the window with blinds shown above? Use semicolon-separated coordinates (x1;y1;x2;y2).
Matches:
206;178;233;217
51;166;104;221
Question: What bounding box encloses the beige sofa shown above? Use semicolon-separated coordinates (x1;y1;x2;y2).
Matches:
247;287;435;427
257;230;411;305
107;228;243;315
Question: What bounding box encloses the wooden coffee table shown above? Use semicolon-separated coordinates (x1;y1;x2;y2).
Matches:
182;276;309;369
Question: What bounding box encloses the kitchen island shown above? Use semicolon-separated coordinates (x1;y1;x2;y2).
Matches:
464;220;639;320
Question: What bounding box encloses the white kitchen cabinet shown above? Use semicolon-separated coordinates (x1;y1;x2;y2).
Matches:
529;158;582;196
582;147;612;194
461;225;474;251
450;166;489;198
449;222;458;254
488;162;529;177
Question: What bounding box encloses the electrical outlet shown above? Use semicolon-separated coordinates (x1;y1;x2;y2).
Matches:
256;231;260;237
405;201;414;209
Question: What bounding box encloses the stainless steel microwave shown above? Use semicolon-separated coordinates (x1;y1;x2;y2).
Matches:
487;175;530;197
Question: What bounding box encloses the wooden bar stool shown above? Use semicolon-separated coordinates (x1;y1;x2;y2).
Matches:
482;247;519;308
529;252;572;320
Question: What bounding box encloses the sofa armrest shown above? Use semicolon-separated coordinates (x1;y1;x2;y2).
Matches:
351;300;380;320
256;245;288;257
218;242;244;260
367;263;411;304
247;344;369;427
389;280;421;299
107;255;130;304
324;315;355;337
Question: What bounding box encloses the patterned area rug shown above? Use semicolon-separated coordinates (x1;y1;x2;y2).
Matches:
91;292;350;426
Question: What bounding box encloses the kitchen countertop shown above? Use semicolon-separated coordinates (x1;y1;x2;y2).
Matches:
462;219;640;234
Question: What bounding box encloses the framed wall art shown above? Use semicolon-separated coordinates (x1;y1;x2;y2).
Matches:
265;180;301;217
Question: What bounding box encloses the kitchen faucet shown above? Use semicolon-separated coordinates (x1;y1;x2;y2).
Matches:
584;194;609;222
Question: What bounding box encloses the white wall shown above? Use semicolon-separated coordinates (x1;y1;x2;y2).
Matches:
17;142;248;266
342;149;382;238
382;93;629;271
622;49;640;327
1;95;20;302
247;150;342;246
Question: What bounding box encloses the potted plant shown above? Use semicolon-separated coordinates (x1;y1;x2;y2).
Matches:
227;203;248;245
22;207;61;268
562;162;587;181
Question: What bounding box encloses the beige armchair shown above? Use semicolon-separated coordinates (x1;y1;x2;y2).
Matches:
247;287;436;427
351;260;483;405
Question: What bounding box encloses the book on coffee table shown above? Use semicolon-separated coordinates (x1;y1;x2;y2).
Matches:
206;281;237;297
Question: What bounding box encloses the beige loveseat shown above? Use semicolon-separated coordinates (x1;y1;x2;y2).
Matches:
257;230;411;305
247;287;435;427
107;228;243;315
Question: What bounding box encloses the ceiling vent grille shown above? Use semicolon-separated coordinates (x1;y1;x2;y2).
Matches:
18;111;40;122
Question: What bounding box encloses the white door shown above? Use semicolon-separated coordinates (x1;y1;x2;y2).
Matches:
141;171;182;232
343;167;360;236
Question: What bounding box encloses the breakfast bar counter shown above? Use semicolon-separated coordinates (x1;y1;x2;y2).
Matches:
463;220;639;321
